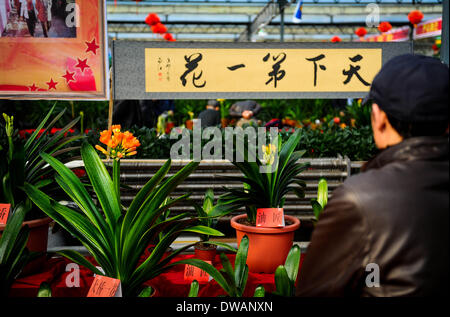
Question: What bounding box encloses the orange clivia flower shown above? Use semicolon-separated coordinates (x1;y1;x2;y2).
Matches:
96;125;140;160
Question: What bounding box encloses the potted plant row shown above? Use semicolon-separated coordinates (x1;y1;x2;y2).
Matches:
24;125;225;297
1;104;82;276
219;128;309;273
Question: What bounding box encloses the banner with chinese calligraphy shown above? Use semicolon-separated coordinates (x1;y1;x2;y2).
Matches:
113;42;412;99
414;17;442;40
0;0;108;100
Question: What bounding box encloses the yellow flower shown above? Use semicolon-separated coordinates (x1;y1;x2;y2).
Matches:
262;143;277;165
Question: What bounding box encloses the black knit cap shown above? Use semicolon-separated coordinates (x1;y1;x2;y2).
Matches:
363;54;449;123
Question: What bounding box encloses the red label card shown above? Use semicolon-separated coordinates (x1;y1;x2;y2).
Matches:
87;275;121;297
184;261;212;283
0;204;11;225
256;208;285;228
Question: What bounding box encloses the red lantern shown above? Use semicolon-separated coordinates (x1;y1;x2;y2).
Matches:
378;22;392;33
355;27;367;38
330;36;342;42
408;10;424;27
145;13;160;26
164;33;176;42
151;22;168;34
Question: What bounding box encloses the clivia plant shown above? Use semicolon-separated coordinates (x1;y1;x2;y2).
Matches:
24;125;224;297
219;128;310;225
217;128;309;273
1;104;82;276
192;189;235;257
174;235;265;297
0;201;33;297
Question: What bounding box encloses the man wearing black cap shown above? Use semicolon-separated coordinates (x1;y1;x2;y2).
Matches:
296;54;449;297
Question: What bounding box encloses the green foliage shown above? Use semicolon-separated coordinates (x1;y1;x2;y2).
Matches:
219;129;309;224
137;286;154;297
256;99;336;123
24;142;224;297
273;245;301;297
345;100;372;128
311;178;328;223
2;100;108;131
188;280;200;297
0;202;32;296
172;235;264;297
279;125;376;161
191;189;234;245
1;104;82;221
37;282;52;297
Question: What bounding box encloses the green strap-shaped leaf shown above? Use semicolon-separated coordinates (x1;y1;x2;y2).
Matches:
137;286;153;297
4;224;30;280
253;285;265;297
0;202;29;263
317;178;328;209
23;183;114;275
203;241;237;253
284;245;301;284
274;265;291;297
123;159;171;232
188;280;200;297
219;252;238;296
56;249;103;276
172;258;232;296
81;142;121;227
37;282;52;297
234;235;249;290
181;225;224;237
24;102;57;151
38;152;108;234
311;199;323;222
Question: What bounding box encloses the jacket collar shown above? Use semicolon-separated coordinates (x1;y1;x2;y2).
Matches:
362;135;449;171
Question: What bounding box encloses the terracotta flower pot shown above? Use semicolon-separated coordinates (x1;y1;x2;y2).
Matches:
0;217;53;276
194;242;217;263
230;214;300;274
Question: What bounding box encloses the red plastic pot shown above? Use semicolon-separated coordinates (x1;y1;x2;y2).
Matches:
230;213;300;274
194;243;217;263
0;217;53;276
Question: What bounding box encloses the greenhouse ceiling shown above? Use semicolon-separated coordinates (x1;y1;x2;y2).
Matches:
106;0;443;42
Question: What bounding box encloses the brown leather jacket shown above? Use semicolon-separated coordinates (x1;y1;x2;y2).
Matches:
296;136;449;297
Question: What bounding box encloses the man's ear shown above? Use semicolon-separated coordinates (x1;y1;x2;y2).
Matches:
371;103;387;133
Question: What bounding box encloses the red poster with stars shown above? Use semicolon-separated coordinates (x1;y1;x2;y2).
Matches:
0;0;108;100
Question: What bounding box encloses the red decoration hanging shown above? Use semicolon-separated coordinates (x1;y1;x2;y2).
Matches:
330;36;342;42
164;33;176;42
151;23;168;34
378;22;392;33
355;27;367;38
408;10;424;27
145;13;161;26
